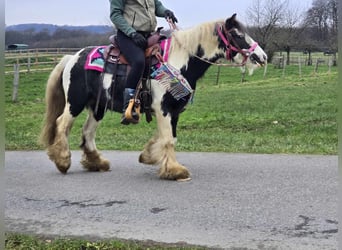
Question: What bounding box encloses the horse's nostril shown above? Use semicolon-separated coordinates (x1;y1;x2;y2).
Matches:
251;53;259;62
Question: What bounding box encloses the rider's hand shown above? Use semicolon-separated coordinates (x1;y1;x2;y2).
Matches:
164;10;178;23
130;32;147;49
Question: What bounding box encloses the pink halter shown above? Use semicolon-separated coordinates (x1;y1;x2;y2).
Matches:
216;23;258;65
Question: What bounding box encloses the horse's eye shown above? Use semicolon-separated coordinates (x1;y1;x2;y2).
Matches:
234;34;244;39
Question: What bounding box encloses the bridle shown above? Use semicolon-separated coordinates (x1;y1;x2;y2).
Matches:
216;23;258;66
165;19;259;67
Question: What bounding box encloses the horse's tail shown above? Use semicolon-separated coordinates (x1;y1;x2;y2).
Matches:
39;55;72;147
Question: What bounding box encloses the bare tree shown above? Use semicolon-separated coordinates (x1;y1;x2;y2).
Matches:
246;0;290;61
303;0;338;65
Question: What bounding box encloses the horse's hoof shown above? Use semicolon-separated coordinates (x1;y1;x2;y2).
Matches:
48;152;71;174
56;164;70;174
81;158;111;172
99;159;111;172
159;166;191;181
139;153;157;165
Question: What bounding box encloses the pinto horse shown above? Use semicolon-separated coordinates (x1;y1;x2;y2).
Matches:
40;14;267;180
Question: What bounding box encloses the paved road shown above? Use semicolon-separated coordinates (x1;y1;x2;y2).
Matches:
5;151;338;249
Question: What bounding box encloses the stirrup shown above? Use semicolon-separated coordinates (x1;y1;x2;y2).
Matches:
121;99;141;125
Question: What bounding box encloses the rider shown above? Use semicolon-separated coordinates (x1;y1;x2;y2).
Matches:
109;0;178;125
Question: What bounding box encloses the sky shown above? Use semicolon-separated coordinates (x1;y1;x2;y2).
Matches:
5;0;312;28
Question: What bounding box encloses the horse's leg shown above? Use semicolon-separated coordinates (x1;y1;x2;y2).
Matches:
140;110;190;180
80;110;110;172
47;103;74;173
139;85;190;180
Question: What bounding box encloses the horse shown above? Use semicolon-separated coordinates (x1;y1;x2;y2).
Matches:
40;14;267;181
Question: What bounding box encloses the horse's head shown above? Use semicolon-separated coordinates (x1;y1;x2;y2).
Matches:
218;14;267;74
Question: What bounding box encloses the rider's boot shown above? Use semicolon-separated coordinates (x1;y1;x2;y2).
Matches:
121;88;140;125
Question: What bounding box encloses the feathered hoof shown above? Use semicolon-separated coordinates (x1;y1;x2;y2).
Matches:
47;149;71;174
56;163;70;174
159;164;191;181
81;151;110;172
138;152;158;165
81;159;111;172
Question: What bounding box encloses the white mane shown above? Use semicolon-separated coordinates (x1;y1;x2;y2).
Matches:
167;19;225;69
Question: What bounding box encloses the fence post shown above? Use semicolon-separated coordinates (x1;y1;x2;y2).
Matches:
27;56;31;73
216;65;221;85
12;64;20;102
328;57;332;74
241;66;246;82
282;57;287;79
314;59;319;73
298;56;302;78
35;49;39;64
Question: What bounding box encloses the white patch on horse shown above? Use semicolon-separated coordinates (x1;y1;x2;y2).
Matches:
103;73;112;89
82;110;99;152
63;49;85;95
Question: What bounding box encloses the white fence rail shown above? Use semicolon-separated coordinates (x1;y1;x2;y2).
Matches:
5;48;81;74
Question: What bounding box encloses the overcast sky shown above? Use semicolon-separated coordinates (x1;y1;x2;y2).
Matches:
5;0;312;28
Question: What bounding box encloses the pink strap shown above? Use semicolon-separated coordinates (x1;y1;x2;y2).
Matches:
216;24;229;46
249;42;258;52
161;38;172;62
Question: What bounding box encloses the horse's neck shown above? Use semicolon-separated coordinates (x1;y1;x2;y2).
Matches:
168;21;223;89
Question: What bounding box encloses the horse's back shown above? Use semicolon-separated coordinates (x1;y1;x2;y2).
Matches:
64;46;128;117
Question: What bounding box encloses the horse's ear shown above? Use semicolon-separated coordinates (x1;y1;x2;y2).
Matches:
226;13;238;30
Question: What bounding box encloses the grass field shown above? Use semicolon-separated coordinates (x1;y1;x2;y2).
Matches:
5;62;337;154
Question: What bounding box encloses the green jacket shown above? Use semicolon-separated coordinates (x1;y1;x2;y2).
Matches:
110;0;168;37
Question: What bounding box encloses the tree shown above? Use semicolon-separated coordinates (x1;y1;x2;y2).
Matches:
304;0;337;47
303;0;337;65
246;0;304;62
246;0;288;48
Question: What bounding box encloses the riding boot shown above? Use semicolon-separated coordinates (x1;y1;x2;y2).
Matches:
121;88;140;125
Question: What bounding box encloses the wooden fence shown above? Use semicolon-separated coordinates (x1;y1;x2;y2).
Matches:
5;48;81;74
5;48;81;101
5;48;338;101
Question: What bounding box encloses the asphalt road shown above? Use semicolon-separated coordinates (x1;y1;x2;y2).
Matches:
5;151;338;250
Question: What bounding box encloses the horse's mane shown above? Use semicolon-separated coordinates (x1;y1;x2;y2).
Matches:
168;19;225;69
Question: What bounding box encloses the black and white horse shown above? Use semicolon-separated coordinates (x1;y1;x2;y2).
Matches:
40;14;267;180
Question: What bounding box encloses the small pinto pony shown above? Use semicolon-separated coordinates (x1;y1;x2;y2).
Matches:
40;14;267;180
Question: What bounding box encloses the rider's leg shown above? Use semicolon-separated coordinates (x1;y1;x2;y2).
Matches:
116;30;146;125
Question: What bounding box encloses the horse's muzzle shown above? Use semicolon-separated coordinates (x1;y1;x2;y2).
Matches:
250;53;267;66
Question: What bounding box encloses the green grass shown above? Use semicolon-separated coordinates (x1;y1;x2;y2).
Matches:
5;64;337;154
5;233;204;250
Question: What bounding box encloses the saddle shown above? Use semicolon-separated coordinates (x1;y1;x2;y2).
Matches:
104;28;164;65
102;28;166;123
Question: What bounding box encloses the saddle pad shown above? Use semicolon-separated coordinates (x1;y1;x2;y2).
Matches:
84;46;106;72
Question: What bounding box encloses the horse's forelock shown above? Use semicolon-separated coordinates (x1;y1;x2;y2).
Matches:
225;15;246;33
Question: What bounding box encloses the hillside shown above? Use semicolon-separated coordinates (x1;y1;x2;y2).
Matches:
5;23;116;48
6;23;113;34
